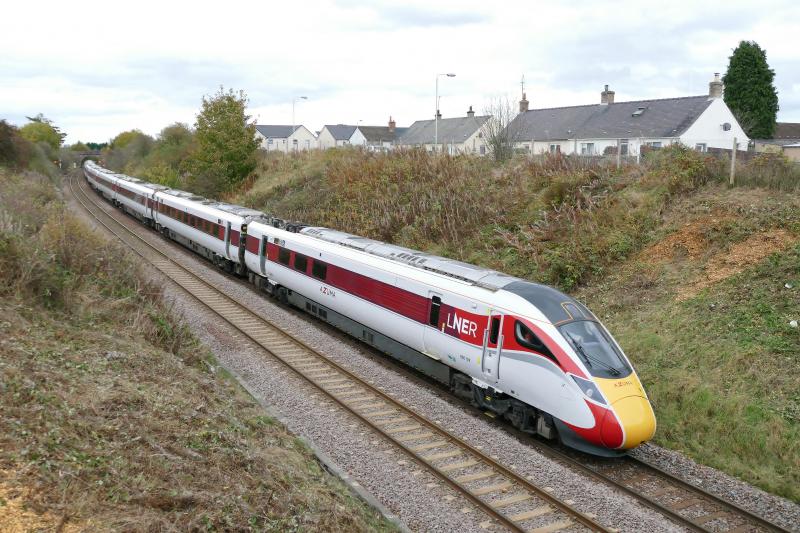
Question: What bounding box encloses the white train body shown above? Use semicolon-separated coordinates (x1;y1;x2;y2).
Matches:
83;161;656;455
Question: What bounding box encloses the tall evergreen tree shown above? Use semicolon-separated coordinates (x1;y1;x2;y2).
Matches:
722;41;779;139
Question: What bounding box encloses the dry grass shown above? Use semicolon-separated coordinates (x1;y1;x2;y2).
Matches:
0;169;396;532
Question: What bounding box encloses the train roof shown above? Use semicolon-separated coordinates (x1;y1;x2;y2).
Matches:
301;227;519;291
299;227;592;323
160;189;268;220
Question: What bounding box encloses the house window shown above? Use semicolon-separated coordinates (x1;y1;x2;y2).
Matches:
305;140;310;149
620;140;629;155
479;145;486;155
267;138;273;145
293;139;298;145
695;143;707;152
549;144;561;154
580;143;595;155
646;141;662;149
522;144;530;151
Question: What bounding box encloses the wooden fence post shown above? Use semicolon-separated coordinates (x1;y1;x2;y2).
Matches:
729;137;737;186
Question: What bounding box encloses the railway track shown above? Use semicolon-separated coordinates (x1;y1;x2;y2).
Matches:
68;175;610;532
523;438;792;533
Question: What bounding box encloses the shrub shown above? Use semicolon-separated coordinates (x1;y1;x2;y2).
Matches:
737;152;800;191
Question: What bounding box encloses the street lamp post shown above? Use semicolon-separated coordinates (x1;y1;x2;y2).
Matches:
435;73;456;152
292;96;308;152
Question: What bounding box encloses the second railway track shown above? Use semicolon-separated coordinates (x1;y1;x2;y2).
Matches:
68;175;611;532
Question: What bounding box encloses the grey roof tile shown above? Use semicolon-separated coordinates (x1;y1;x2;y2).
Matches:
324;124;358;140
358;126;403;142
255;125;301;138
398;115;490;145
774;123;800;139
509;95;715;141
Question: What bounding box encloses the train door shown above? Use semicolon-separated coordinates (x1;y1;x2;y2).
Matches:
224;222;232;259
259;235;269;275
423;291;443;358
481;312;503;382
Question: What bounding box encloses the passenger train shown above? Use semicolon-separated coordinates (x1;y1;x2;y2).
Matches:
83;160;656;456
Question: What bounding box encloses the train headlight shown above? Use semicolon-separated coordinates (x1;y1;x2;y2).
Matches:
571;375;607;405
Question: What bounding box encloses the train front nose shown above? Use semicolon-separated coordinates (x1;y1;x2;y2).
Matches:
603;395;656;449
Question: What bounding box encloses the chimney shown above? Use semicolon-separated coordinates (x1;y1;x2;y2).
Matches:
436;109;442;119
466;105;475;118
709;72;723;98
519;92;529;113
388;116;396;133
601;84;615;104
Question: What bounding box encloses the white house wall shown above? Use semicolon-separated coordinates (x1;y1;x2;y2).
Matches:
349;129;367;146
679;98;748;150
258;126;317;153
317;128;334;150
519;137;676;156
289;126;317;152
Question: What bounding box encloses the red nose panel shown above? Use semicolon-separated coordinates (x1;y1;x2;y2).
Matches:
600;409;624;448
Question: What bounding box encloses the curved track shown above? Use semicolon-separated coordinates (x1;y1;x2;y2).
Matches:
68;175;610;532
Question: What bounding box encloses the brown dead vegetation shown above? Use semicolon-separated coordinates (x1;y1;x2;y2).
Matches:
678;228;798;300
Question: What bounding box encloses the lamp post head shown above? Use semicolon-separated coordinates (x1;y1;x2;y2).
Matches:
446;73;456;77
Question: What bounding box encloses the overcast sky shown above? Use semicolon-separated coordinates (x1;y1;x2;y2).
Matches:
2;0;798;144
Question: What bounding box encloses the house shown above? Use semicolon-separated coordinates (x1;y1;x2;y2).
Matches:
348;117;408;151
753;123;800;162
317;124;358;149
397;107;490;154
509;74;749;157
255;125;316;152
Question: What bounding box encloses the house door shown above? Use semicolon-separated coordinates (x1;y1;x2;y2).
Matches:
481;313;503;382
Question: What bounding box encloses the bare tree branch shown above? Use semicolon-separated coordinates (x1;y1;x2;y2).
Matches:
480;97;525;162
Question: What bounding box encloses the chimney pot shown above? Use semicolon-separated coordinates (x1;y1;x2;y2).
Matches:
466;105;475;118
709;73;723;98
519;92;529;113
601;85;615;105
388;116;396;133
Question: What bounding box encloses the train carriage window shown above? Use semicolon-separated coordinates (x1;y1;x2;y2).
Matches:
278;247;291;266
489;316;501;344
294;253;308;273
429;296;441;327
515;321;557;363
312;261;327;280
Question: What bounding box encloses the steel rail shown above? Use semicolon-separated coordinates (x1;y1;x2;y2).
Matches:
68;175;610;533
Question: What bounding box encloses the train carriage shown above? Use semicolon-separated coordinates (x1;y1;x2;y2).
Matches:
153;189;267;273
114;175;167;224
84;161;121;203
